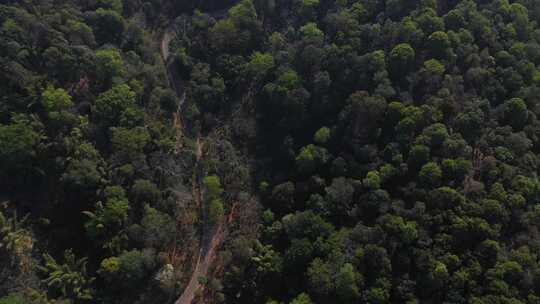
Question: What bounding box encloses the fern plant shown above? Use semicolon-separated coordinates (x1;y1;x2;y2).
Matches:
0;211;32;264
39;250;95;301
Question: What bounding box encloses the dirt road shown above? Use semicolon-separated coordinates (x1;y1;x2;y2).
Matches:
161;27;186;105
161;30;173;62
174;138;226;304
160;11;235;304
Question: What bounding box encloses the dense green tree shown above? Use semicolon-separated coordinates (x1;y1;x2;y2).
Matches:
6;0;540;303
204;175;224;200
363;171;381;190
0;295;24;304
290;293;312;304
420;123;449;148
94;84;135;125
140;205;174;248
61;142;106;192
117;249;156;286
313;127;330;145
84;186;130;242
408;144;430;171
95;48;124;86
427;31;451;59
246;52;275;80
418;162;442;188
209;198;225;224
110;126;150;160
41;86;73;113
307;258;333;297
130;179;160;204
87;8;125;44
285;238;313;268
0;116;40;185
325;178;354;219
335;263;361;302
39;250;95;301
229;0;259;28
389;43;415;79
300;22;324;44
271;182;295;212
210;20;241;52
502;97;529;130
41;86;76;130
296;144;329;175
424;59;445;75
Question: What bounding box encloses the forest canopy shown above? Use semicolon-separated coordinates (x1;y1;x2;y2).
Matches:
2;0;540;304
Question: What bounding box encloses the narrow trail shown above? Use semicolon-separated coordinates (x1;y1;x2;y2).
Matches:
161;27;186;155
161;28;186;109
160;25;228;304
175;138;226;304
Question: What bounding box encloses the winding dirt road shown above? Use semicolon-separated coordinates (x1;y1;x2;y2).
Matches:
175;138;226;304
160;26;226;304
161;28;186;105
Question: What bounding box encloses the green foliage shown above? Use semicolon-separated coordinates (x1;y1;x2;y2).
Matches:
229;0;258;28
247;52;275;79
97;0;123;13
110;127;150;159
251;242;283;275
408;144;430;170
299;22;324;43
424;59;445;75
131;179;160;204
379;214;418;243
204;175;224;200
96;48;124;83
271;182;296;212
420;123;449;148
0;117;39;174
210;0;260;52
7;0;540;303
99;256;120;275
418;162;442;188
296;144;329;175
302;0;319;8
210;19;240;52
290;293;312;304
427;31;450;58
0;210;32;264
41;86;76;126
39;250;95;301
503;97;528;130
61;141;105;191
313;127;330;144
363;171;381;190
307;258;333;296
117;249;155;285
91;8;125;44
84;186;130;240
0;295;24;304
41;86;73;113
511;175;539;202
209;199;225;224
370;50;386;70
140;205;175;247
336;263;361;302
277;69;302;90
67;19;96;46
389;43;415;77
94;84;135;124
285;237;313;268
